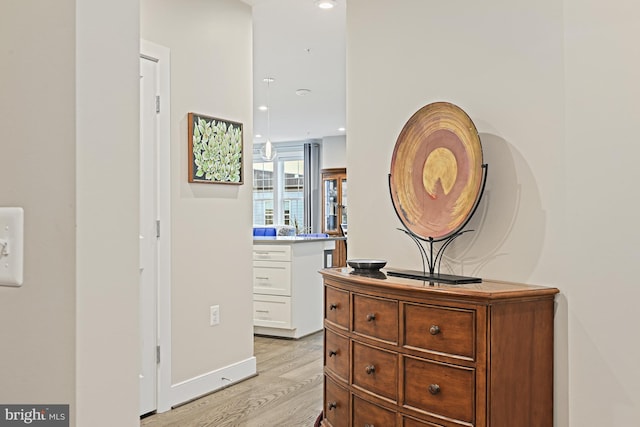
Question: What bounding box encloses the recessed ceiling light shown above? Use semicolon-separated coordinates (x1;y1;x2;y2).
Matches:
255;134;262;138
315;0;336;10
263;77;275;83
338;127;346;132
258;105;268;111
295;89;312;96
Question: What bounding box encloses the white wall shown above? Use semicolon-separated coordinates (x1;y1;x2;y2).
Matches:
347;0;639;425
563;1;640;424
141;0;255;397
76;1;141;426
0;0;77;414
322;135;347;169
0;1;141;426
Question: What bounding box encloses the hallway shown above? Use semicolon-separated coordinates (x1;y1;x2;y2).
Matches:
141;331;323;426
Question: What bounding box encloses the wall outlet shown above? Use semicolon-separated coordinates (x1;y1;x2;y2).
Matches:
210;305;220;326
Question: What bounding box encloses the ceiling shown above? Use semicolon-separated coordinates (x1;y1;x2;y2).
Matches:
243;0;346;146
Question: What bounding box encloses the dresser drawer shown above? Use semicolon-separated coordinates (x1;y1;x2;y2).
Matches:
352;341;397;402
325;286;349;330
404;303;475;359
402;416;444;427
253;295;291;329
253;261;291;296
353;293;398;344
252;245;291;261
325;376;350;427
402;356;475;423
325;329;349;382
353;394;397;427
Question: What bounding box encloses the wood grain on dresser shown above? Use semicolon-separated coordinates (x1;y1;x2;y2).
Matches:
320;268;559;427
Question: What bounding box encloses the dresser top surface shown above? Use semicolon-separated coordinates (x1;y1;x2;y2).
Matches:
321;268;559;301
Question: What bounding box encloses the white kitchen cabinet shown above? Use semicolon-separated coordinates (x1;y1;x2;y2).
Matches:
252;239;335;338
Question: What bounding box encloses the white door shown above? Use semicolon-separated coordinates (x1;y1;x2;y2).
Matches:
139;56;159;416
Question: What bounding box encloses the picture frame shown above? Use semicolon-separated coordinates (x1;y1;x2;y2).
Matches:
187;112;243;184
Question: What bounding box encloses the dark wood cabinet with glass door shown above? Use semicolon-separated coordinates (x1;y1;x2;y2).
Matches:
321;168;347;267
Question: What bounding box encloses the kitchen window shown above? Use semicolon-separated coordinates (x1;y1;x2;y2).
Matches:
253;146;305;229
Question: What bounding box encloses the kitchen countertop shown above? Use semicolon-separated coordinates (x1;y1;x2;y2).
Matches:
253;236;346;244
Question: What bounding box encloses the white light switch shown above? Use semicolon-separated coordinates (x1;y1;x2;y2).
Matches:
0;207;24;287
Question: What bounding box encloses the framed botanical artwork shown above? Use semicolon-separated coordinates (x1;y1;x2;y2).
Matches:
187;112;243;184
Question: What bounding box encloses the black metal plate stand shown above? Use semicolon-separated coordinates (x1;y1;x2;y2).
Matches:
386;164;488;285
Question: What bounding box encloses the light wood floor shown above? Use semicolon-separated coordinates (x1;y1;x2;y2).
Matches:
141;331;324;427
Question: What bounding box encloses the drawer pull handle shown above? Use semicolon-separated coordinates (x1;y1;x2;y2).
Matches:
428;383;441;395
329;303;338;310
364;424;375;427
429;325;441;335
255;276;270;280
365;365;376;375
256;310;270;313
328;402;337;411
366;313;376;322
329;350;338;357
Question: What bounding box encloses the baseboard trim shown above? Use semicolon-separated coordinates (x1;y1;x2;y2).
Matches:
168;356;257;409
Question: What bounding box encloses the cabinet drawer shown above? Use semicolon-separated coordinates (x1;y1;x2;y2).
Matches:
325;375;349;427
353;394;397;427
353;293;398;344
402;356;475;424
253;261;291;295
253;245;291;261
352;341;397;402
325;329;349;382
253;295;291;329
402;416;444;427
404;303;475;359
325;286;349;329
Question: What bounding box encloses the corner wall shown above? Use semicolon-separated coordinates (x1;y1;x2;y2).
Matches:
563;0;640;424
141;0;255;402
347;0;640;425
0;1;141;426
76;0;141;425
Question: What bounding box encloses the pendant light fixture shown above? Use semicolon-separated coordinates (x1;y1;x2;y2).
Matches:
260;77;277;161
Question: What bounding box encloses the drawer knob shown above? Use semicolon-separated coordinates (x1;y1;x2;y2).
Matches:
365;365;376;375
366;313;376;322
365;424;375;427
329;303;338;310
328;402;337;411
429;325;441;335
428;383;441;395
329;350;337;357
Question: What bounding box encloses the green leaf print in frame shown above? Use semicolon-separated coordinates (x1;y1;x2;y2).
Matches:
187;112;243;184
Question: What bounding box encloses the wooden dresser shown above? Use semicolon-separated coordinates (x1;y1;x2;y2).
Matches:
320;268;559;427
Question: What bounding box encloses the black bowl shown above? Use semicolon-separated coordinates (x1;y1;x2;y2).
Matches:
347;259;387;271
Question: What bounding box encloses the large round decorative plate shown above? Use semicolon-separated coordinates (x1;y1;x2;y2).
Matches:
389;102;484;240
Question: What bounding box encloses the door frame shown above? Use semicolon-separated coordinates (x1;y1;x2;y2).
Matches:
140;39;172;413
